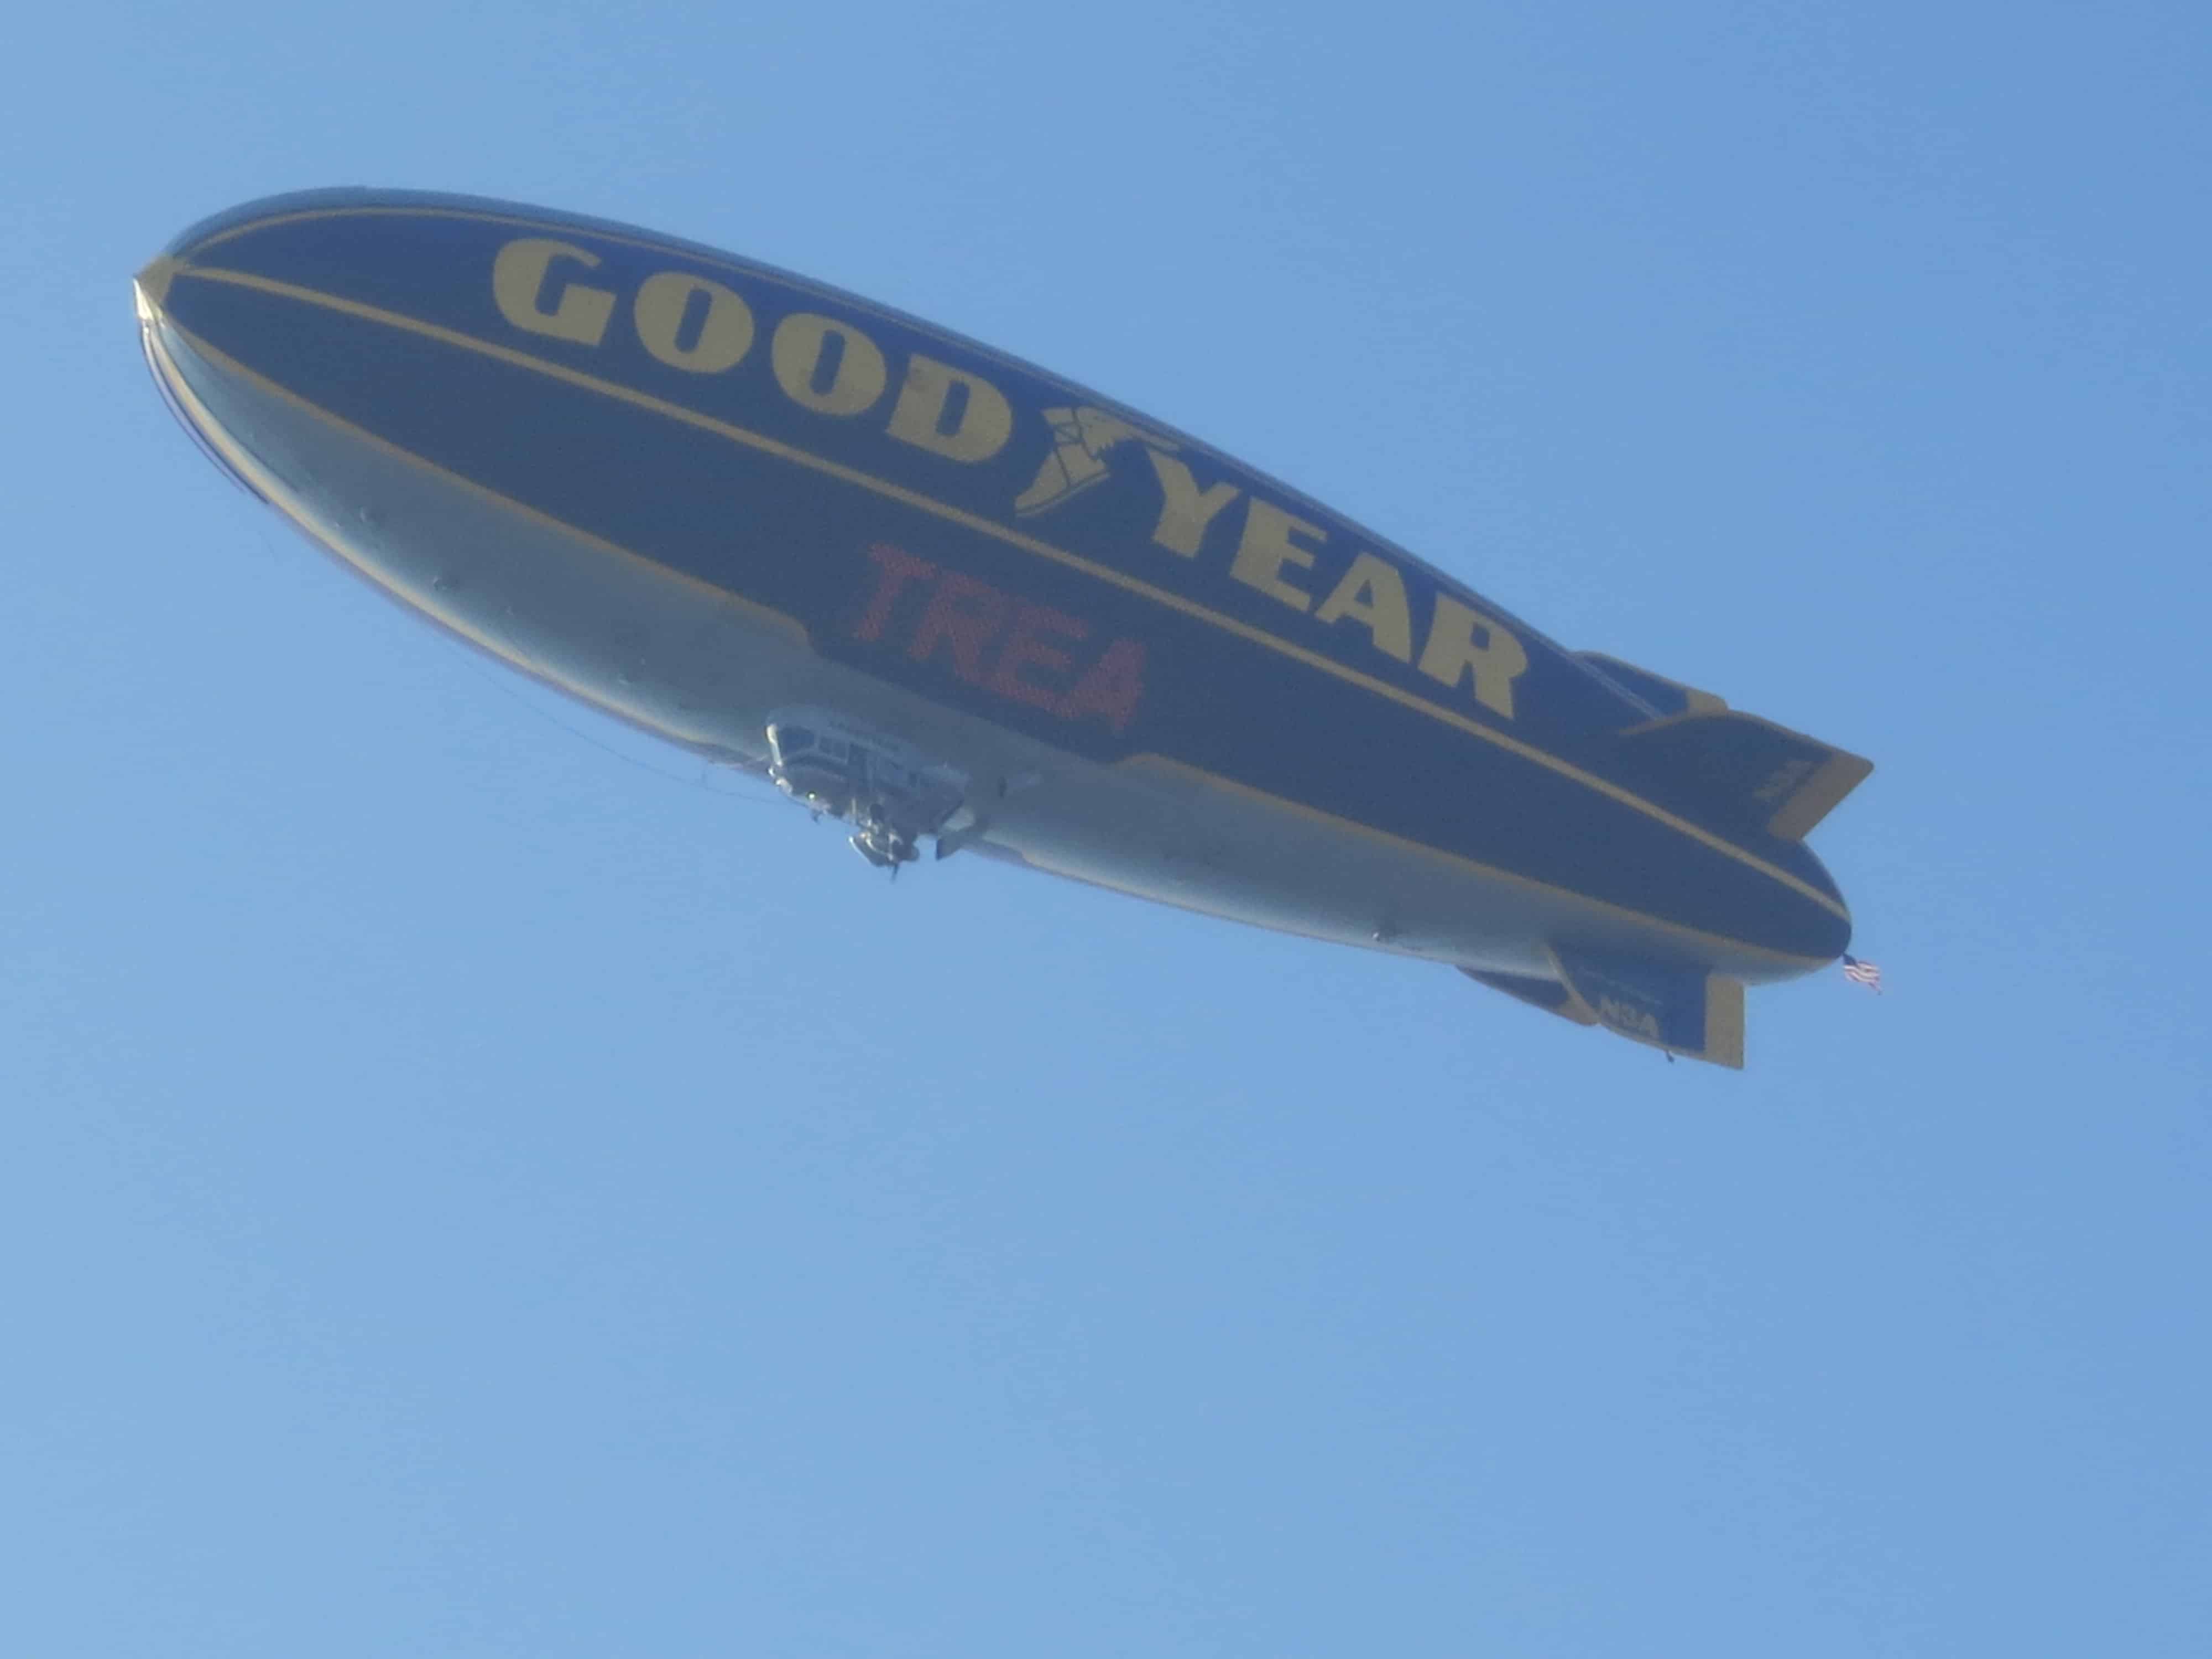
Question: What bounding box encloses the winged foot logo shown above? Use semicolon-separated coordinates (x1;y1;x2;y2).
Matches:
1012;405;1183;518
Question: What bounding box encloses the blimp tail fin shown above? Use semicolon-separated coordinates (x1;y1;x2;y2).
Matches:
1611;709;1872;842
1457;966;1601;1026
1549;945;1747;1069
1458;951;1745;1067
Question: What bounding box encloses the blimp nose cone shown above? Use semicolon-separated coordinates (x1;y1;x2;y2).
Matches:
132;191;550;517
135;248;280;508
133;245;193;316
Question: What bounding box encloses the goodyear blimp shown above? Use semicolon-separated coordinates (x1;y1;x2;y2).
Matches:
136;189;1871;1068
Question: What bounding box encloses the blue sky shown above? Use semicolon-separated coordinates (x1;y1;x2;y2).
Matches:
5;2;2207;1653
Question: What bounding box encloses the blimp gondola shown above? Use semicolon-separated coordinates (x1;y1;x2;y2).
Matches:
136;190;1870;1067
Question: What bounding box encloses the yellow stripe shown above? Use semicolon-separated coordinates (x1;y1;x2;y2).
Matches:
1704;975;1747;1070
148;314;810;690
156;310;1829;972
1120;757;1825;968
166;258;1848;921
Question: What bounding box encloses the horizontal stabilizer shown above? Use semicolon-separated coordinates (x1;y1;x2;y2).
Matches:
1610;709;1871;842
1549;944;1746;1068
1576;651;1728;719
1457;966;1600;1026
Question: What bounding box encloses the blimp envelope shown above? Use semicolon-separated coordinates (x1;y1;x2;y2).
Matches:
137;190;1870;1067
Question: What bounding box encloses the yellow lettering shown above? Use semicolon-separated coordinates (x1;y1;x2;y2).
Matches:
771;314;888;415
492;239;615;346
1144;451;1240;557
1418;594;1530;718
1313;552;1414;661
632;272;755;373
886;354;1013;462
1229;499;1322;612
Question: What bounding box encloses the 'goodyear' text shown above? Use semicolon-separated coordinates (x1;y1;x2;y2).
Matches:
491;237;1528;721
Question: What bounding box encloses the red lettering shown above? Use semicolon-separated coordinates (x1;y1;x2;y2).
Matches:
849;545;1145;735
1061;637;1146;733
908;570;1009;685
853;542;937;641
988;601;1090;712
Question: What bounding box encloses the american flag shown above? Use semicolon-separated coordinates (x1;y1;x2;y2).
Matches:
1841;954;1883;993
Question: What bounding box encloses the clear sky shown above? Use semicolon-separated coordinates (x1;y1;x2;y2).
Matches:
5;2;2207;1653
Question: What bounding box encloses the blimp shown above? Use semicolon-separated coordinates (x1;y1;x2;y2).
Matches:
135;189;1870;1068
